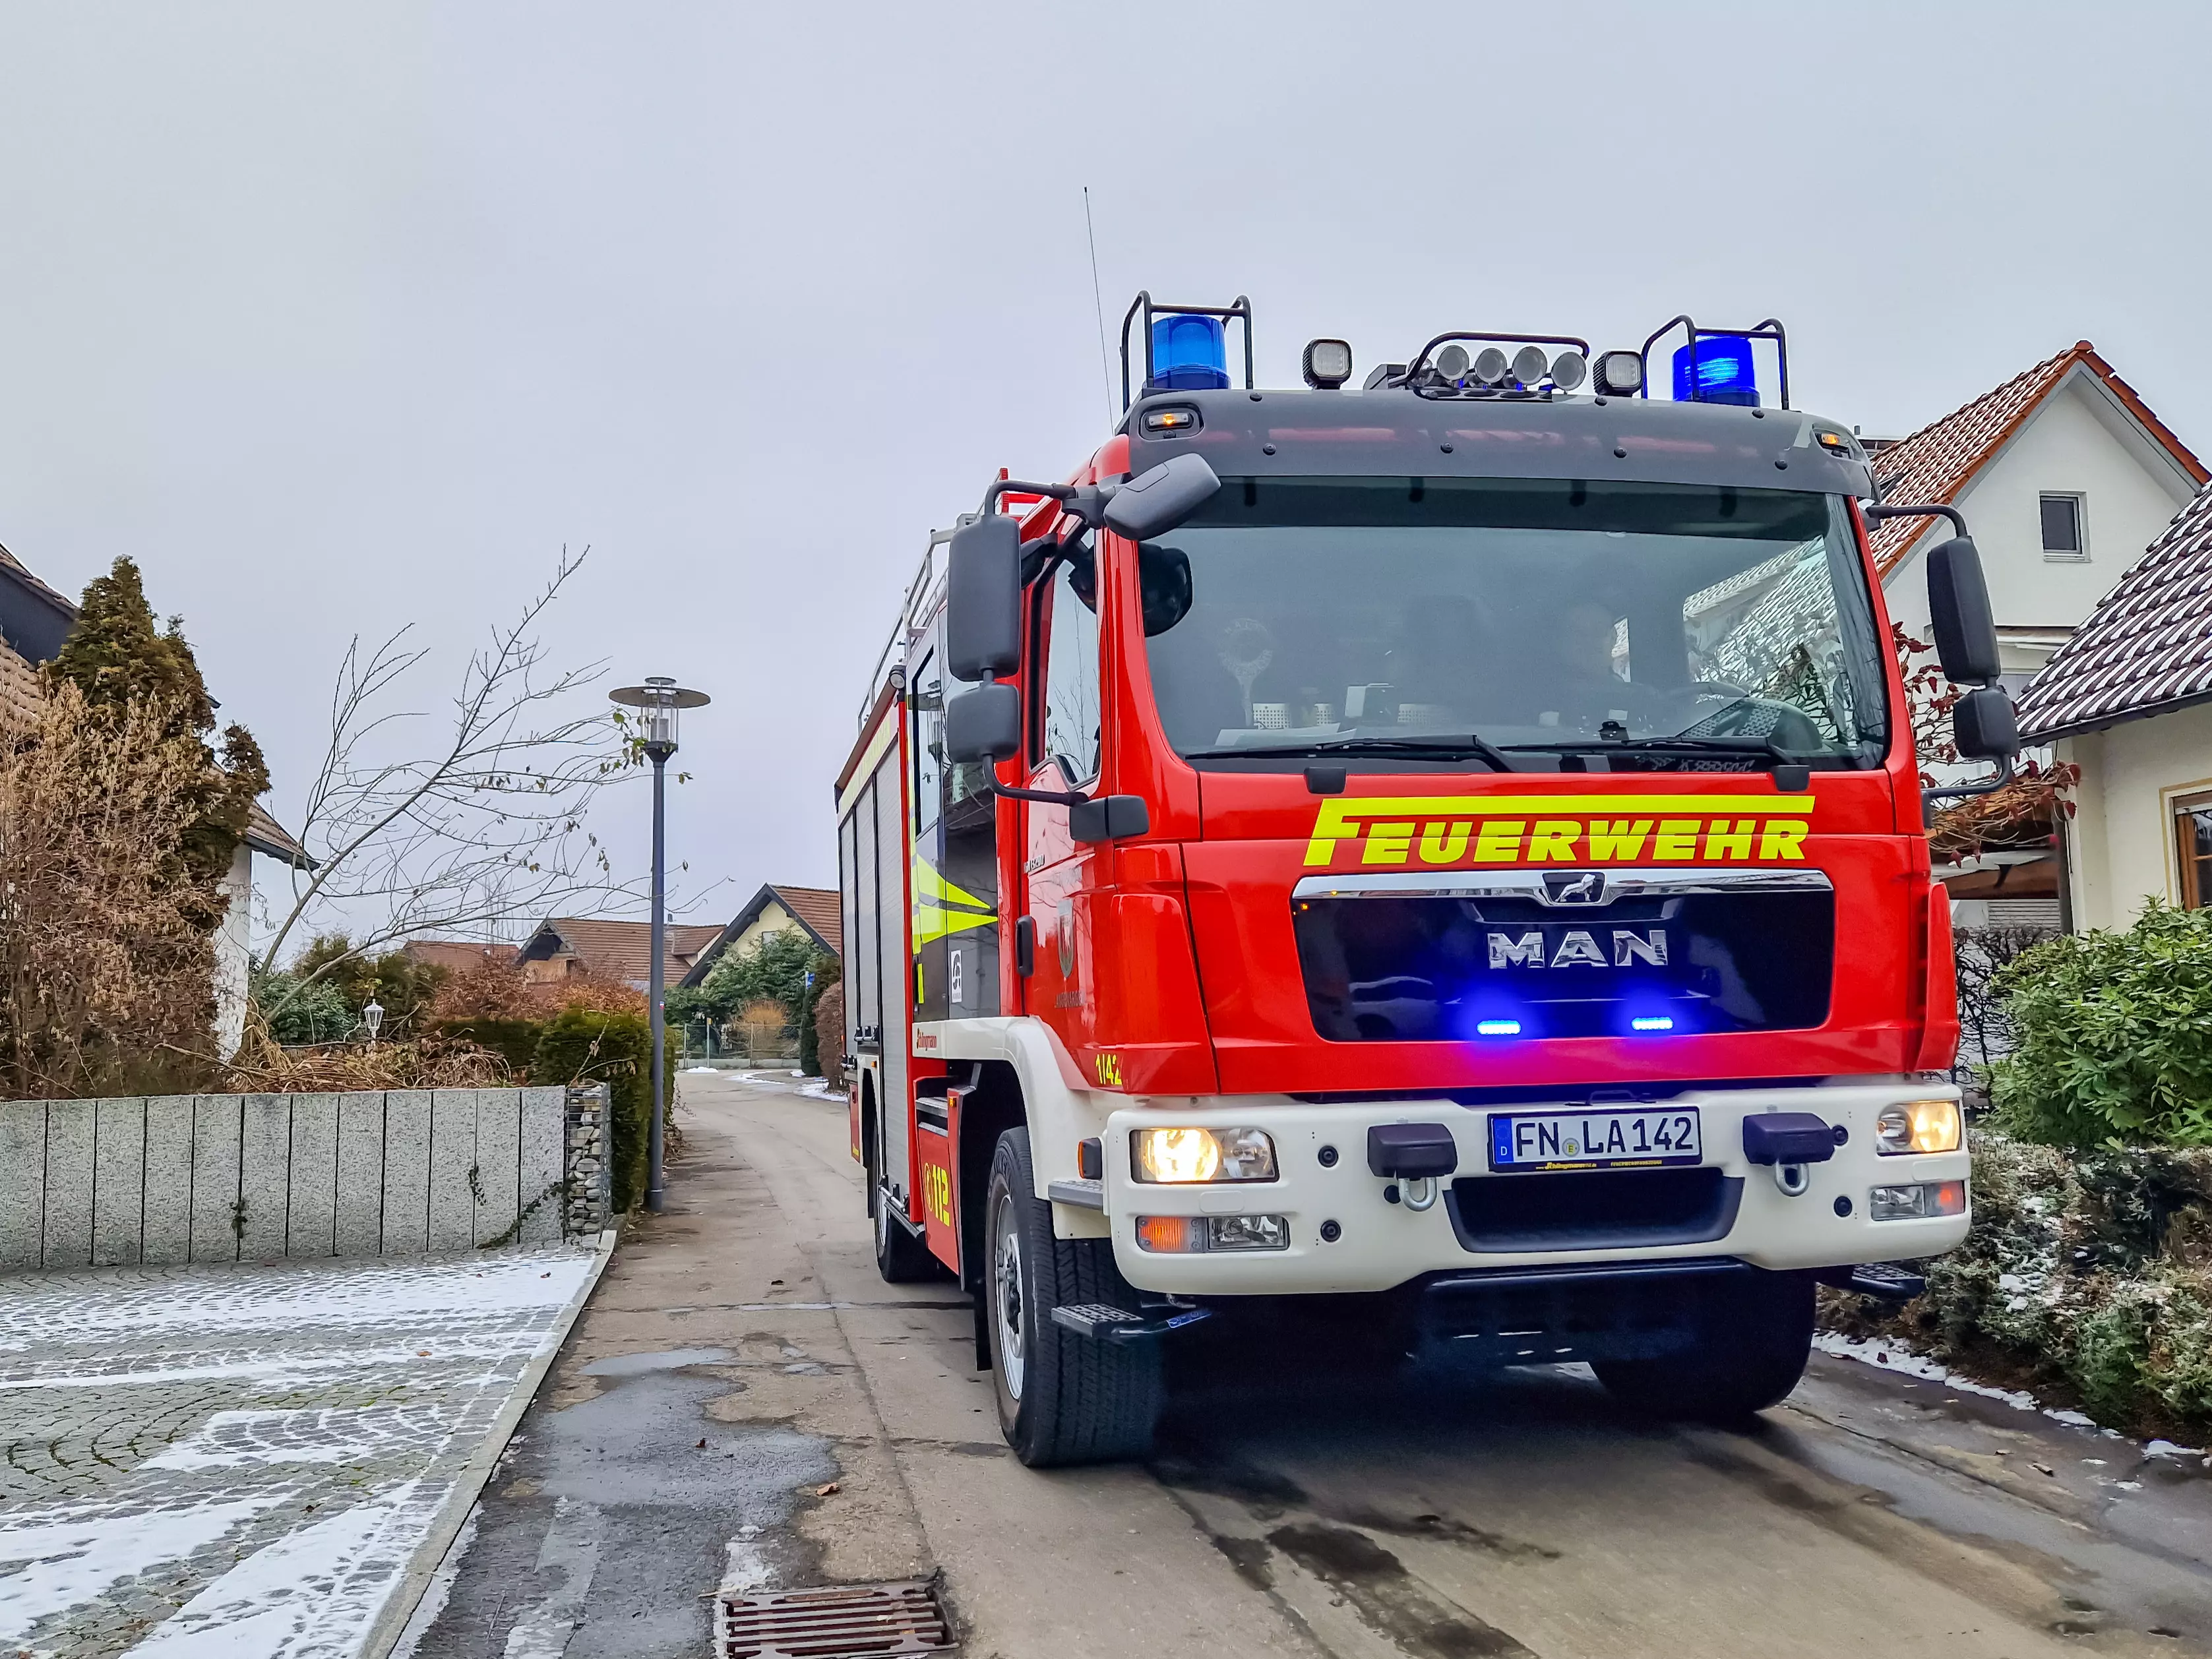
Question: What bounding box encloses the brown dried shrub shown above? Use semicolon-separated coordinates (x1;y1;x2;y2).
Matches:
0;682;224;1098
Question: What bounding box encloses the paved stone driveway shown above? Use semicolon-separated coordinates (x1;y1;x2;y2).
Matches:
0;1243;599;1656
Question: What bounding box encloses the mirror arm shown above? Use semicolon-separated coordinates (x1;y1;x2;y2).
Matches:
1921;754;2015;814
1864;501;1969;537
987;779;1090;808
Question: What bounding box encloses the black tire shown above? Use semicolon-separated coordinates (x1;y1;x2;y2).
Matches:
1594;1269;1815;1422
869;1140;943;1284
985;1127;1162;1466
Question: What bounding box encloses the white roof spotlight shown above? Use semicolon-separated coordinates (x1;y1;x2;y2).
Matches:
1302;338;1353;389
1550;349;1588;392
1594;350;1645;396
1434;343;1472;383
1472;346;1510;386
1511;344;1550;388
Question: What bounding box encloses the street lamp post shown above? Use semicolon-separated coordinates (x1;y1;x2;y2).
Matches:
362;998;384;1046
609;676;710;1214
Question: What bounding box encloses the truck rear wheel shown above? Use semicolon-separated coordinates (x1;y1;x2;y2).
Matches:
985;1127;1162;1467
867;1141;942;1284
1593;1269;1815;1422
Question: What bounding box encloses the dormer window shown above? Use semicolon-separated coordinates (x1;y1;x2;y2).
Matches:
2041;493;2087;560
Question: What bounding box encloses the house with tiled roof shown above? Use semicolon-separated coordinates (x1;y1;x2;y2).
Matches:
516;917;725;991
1873;342;2206;693
2015;478;2212;930
679;884;842;990
1872;344;2207;928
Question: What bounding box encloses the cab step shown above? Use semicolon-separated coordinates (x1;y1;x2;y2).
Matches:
1049;1302;1214;1342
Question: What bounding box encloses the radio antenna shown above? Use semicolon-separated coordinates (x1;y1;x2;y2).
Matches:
1083;187;1113;428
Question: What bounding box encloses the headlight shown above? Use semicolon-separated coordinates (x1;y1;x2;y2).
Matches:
1130;1126;1277;1183
1876;1099;1963;1155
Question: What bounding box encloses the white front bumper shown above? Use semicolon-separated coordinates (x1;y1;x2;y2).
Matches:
1101;1082;1970;1295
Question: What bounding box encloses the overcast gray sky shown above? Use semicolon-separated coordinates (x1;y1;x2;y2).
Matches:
3;2;2207;944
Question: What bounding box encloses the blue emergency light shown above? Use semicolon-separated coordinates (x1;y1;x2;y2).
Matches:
1672;333;1760;407
1152;313;1230;390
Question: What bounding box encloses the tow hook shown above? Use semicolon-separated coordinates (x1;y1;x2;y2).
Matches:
1368;1124;1458;1213
1741;1112;1837;1199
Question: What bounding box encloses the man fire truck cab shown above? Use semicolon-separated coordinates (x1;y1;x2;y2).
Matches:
834;298;2013;1468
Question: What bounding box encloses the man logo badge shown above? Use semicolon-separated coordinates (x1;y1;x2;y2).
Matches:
1487;928;1670;969
1541;870;1607;905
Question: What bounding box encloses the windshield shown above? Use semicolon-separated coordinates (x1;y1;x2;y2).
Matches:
1136;477;1889;771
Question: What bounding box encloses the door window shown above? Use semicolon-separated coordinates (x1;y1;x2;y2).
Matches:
1041;557;1102;784
2177;793;2212;908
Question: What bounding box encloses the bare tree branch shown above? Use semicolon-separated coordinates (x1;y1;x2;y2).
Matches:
256;548;654;1007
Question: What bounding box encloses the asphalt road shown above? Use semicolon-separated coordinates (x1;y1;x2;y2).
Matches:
414;1071;2212;1658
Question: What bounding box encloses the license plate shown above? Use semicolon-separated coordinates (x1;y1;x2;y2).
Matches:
1489;1106;1702;1172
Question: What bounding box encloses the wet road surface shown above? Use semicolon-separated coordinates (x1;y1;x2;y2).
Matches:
413;1071;2212;1658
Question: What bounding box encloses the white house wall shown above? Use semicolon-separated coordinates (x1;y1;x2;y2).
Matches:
1882;370;2199;663
213;843;253;1058
2059;702;2212;932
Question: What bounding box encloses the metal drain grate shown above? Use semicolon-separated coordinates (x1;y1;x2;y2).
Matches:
718;1579;954;1657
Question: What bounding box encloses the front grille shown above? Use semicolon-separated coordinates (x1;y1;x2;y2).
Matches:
1293;881;1833;1042
1447;1167;1742;1252
1419;1259;1752;1363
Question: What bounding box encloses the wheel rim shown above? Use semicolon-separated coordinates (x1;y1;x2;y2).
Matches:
993;1192;1026;1401
875;1190;890;1255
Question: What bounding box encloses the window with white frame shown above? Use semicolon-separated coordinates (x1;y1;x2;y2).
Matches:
2040;493;2087;560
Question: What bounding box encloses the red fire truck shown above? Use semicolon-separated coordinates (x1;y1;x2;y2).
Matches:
834;298;2013;1466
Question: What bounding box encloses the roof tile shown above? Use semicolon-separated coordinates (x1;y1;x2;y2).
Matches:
2015;479;2212;739
1867;343;2205;577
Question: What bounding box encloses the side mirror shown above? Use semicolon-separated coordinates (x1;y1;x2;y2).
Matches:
945;682;1020;764
1103;454;1221;542
1069;794;1150;843
1924;535;2002;686
947;516;1022;682
1952;684;2019;761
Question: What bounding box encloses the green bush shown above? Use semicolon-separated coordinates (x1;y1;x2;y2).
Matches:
435;1017;544;1077
1990;901;2212;1148
530;1008;677;1213
1826;1131;2212;1439
251;967;356;1044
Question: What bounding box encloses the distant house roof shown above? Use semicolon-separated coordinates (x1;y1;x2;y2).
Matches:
679;883;842;988
1866;342;2207;578
243;801;316;869
0;542;78;665
517;917;724;988
2015;480;2212;741
402;938;521;973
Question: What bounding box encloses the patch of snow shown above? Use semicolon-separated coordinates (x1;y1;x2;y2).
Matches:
683;1066;720;1074
0;1495;282;1644
2047;1409;2097;1428
2145;1439;2207;1460
0;1248;596;1358
128;1480;427;1656
1814;1331;2039;1410
145;1406;452;1470
789;1070;804;1077
720;1524;774;1596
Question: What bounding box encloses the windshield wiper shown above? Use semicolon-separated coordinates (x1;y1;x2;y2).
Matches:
1182;736;1514;772
1503;735;1816;781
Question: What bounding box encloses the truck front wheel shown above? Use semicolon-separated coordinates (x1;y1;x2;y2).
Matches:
1593;1269;1815;1422
985;1127;1162;1467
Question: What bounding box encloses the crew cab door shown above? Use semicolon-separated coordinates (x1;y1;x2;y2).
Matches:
1023;555;1108;1067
